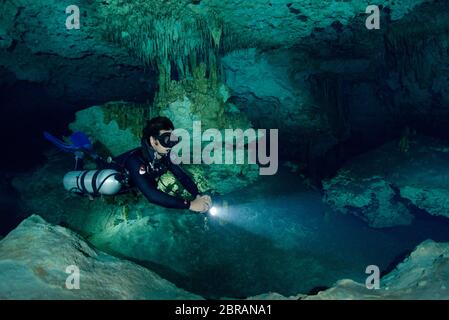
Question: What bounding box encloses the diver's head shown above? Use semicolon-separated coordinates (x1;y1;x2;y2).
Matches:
142;116;179;155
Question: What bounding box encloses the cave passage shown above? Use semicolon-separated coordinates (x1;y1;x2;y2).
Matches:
2;0;449;301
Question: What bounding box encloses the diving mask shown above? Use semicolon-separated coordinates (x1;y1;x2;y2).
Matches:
157;132;180;148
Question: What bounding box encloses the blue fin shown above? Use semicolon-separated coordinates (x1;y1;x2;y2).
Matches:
69;132;93;150
43;131;93;153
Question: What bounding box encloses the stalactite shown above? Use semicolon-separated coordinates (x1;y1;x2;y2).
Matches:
98;0;232;84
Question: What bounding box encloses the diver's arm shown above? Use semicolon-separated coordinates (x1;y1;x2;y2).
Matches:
127;157;190;209
167;161;199;197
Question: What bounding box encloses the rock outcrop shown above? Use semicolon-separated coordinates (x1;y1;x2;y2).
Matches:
306;240;449;299
323;135;449;227
0;215;201;299
245;239;449;300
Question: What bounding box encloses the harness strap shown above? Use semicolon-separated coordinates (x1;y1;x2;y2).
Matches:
91;170;101;196
78;170;90;194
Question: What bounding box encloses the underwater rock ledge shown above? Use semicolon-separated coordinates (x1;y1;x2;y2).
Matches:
323;135;449;228
248;239;449;300
0;215;201;300
304;239;449;300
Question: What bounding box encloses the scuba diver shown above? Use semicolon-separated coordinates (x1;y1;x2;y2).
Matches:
44;117;212;213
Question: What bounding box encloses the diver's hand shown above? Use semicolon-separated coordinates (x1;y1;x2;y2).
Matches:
189;195;212;213
202;195;212;209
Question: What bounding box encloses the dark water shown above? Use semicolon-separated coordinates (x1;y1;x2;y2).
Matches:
0;172;22;237
163;168;449;299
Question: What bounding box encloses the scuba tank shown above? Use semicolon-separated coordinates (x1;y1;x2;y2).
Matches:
63;169;123;196
43;131;129;196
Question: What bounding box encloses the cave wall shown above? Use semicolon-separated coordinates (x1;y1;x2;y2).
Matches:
0;0;157;170
0;0;157;103
1;0;448;177
222;1;449;179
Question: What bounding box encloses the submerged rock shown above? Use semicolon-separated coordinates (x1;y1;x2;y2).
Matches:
245;240;449;300
305;240;449;300
69;102;144;157
247;292;304;300
323;174;412;228
0;215;201;300
323;135;449;227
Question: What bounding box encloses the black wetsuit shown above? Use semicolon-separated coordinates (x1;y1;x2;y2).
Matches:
104;144;199;209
